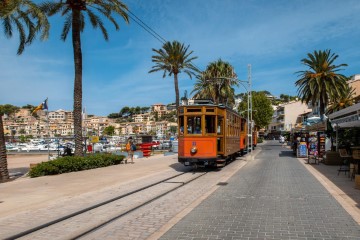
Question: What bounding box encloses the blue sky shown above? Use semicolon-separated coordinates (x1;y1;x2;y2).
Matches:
1;0;360;116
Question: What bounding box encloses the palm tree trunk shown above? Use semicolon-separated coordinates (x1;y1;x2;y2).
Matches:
320;99;325;121
72;9;83;156
0;115;10;181
174;73;179;109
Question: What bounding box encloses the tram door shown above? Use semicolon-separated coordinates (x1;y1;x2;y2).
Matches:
217;116;224;154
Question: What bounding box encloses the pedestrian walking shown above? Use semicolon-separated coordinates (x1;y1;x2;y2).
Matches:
125;137;135;164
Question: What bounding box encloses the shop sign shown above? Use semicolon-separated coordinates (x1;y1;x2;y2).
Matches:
331;114;360;125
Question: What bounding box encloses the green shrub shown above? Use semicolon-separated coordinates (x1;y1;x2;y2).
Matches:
257;138;264;143
29;153;125;178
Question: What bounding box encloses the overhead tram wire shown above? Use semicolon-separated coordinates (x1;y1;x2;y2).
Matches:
125;9;203;72
125;9;167;44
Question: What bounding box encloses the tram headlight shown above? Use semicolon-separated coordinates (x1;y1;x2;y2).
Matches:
190;146;197;154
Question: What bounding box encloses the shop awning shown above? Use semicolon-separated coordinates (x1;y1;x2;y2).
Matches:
328;102;360;128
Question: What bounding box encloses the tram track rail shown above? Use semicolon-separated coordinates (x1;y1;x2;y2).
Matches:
5;170;208;240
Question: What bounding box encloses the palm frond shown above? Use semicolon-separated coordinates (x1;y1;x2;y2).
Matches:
13;17;26;54
61;13;72;41
3;17;12;38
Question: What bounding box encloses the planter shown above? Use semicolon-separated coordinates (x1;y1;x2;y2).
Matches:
29;163;38;169
323;151;342;165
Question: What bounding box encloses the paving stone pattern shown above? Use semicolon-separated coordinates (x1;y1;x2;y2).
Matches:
77;159;248;240
160;143;360;240
0;169;180;239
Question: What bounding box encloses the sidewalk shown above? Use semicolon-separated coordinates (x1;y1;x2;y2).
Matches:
299;157;360;224
280;142;360;224
0;152;183;218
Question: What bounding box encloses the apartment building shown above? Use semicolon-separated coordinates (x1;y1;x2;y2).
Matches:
134;113;151;123
268;101;312;132
349;74;360;98
48;109;73;121
151;103;167;118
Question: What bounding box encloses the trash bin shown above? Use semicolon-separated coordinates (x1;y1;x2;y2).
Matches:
87;145;93;152
140;143;152;157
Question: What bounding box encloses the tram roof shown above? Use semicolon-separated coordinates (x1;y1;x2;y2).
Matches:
180;100;243;118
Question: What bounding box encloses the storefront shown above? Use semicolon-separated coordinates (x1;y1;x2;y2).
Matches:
329;103;360;128
329;102;360;150
329;103;360;187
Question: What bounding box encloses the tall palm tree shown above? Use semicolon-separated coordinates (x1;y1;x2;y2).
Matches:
192;59;238;106
0;105;19;181
41;0;129;156
326;85;355;115
149;41;199;110
295;49;348;119
1;0;49;54
192;75;216;100
1;0;48;181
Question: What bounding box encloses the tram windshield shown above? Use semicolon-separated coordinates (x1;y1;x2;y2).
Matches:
187;116;202;134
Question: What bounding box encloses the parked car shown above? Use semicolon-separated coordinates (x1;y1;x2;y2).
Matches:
160;140;171;149
151;141;160;150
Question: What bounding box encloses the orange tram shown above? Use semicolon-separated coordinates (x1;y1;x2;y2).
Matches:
178;101;256;168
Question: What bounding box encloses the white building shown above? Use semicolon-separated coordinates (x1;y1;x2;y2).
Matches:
268;101;312;132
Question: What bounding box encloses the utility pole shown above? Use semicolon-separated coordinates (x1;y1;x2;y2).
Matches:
247;64;252;154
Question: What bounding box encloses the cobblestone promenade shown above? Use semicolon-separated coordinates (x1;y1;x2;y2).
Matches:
160;141;360;240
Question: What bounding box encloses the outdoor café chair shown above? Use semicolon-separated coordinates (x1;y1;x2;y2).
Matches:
338;148;351;176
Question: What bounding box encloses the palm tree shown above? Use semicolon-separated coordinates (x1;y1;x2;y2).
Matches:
192;59;238;106
1;0;49;54
191;75;215;100
149;41;199;110
1;0;48;181
0;105;19;181
326;85;355;115
295;49;348;119
41;0;129;156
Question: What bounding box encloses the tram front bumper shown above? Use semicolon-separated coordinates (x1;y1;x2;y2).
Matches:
178;157;217;167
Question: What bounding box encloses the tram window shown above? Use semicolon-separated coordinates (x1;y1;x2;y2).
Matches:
187;109;201;113
217;117;223;134
187;116;202;134
241;119;245;131
179;116;184;134
205;115;216;133
217;137;223;152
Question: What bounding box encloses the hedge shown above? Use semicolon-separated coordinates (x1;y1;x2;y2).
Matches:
29;153;124;178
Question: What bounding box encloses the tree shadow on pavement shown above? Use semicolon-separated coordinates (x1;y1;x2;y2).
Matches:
8;167;29;180
279;150;295;157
